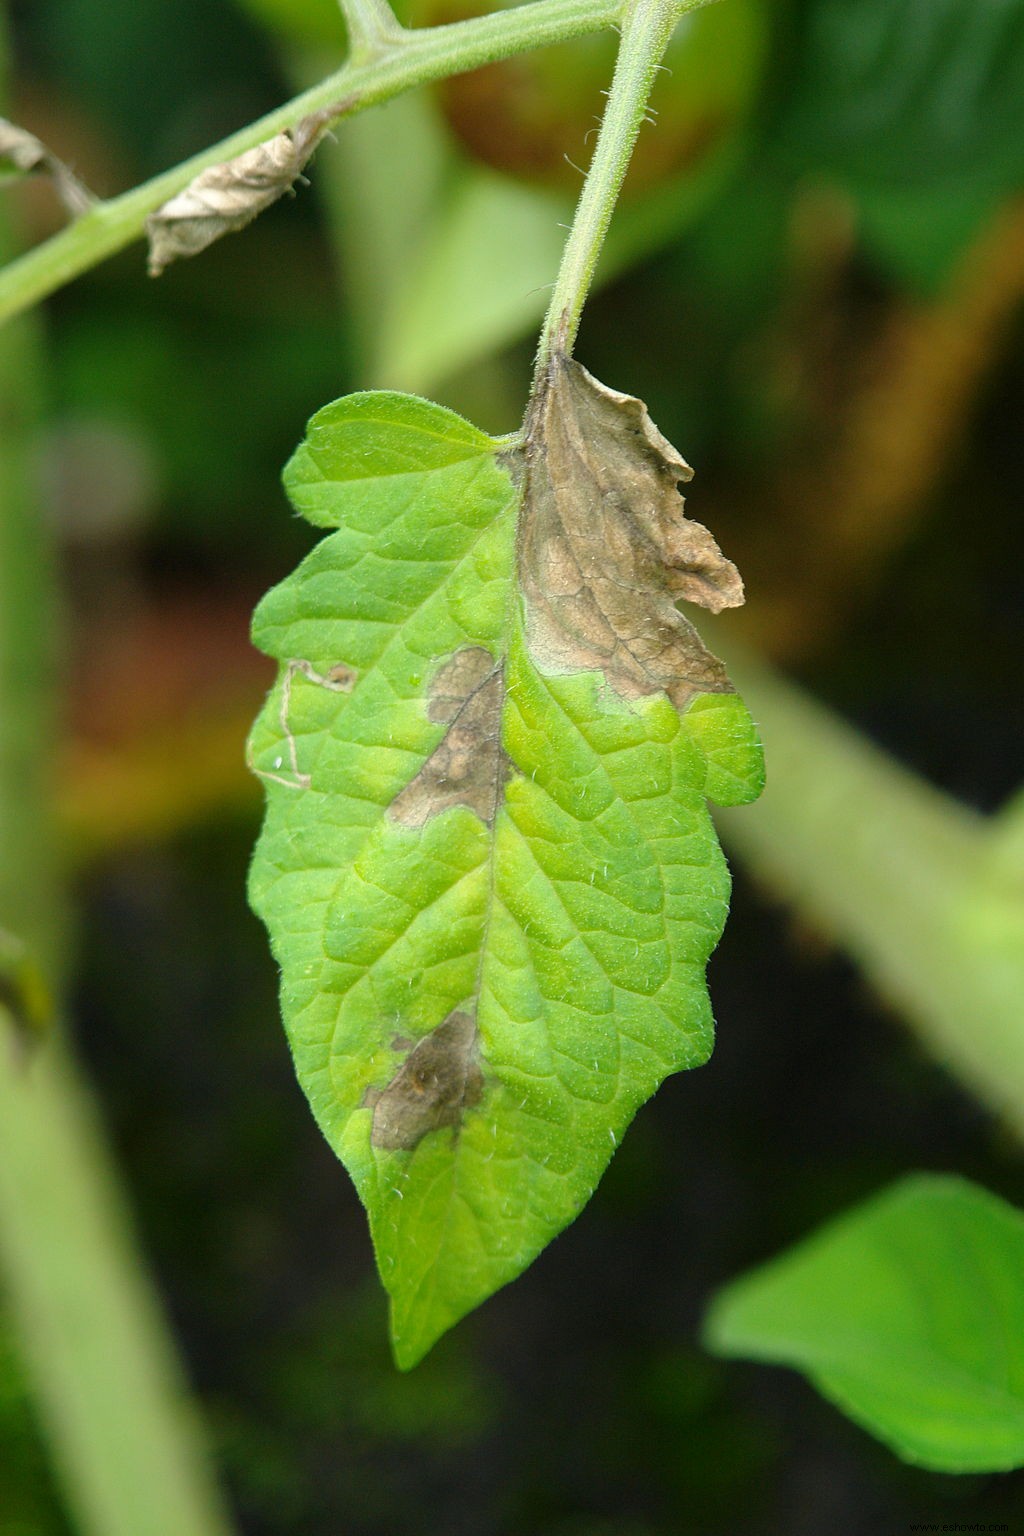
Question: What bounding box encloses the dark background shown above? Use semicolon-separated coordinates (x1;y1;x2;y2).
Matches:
3;0;1024;1530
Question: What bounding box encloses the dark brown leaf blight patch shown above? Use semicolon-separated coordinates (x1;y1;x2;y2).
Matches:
520;354;745;713
390;647;508;828
365;1010;484;1151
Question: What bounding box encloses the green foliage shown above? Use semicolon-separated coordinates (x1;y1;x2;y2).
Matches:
776;0;1024;287
10;0;1024;1506
780;0;1024;191
704;1175;1024;1472
248;390;762;1365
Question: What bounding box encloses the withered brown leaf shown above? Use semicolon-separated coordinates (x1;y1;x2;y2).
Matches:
0;117;94;217
390;647;508;829
145;106;344;276
365;1011;484;1151
520;355;744;713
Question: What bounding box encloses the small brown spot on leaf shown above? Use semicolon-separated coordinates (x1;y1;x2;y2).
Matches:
366;1010;484;1151
391;647;508;828
520;354;745;713
324;662;358;690
146;103;350;276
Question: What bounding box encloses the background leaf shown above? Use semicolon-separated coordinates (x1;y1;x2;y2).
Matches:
772;0;1024;288
779;0;1024;192
704;1174;1024;1472
247;390;763;1365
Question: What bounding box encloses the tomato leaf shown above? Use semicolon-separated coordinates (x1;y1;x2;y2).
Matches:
249;378;762;1366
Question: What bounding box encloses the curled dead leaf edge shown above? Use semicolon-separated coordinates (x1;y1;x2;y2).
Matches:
517;351;746;714
0;116;95;217
145;97;356;276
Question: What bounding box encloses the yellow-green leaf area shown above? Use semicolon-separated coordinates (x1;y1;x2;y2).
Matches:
248;389;763;1367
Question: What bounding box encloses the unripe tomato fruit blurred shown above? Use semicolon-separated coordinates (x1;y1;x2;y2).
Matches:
234;0;766;200
417;0;767;197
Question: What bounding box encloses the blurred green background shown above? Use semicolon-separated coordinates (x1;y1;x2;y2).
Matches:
2;0;1024;1531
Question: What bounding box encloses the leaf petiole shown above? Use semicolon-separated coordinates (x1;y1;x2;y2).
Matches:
535;0;704;377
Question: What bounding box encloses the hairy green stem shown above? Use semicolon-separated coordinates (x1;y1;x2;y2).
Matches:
0;0;624;326
535;0;701;372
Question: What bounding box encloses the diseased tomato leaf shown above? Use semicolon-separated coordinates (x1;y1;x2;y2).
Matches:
522;356;744;709
248;375;762;1366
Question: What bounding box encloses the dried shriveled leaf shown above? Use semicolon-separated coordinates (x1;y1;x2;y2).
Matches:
146;107;342;276
248;385;763;1367
0;117;94;217
521;355;743;712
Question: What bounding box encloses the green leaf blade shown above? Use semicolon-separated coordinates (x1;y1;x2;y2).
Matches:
704;1174;1024;1472
249;388;762;1366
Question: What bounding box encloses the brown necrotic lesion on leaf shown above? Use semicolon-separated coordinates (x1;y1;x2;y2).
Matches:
519;354;745;713
390;647;508;829
146;103;349;276
364;1010;484;1151
0;117;95;217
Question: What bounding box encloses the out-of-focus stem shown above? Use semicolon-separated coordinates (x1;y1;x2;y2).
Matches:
0;1040;238;1536
0;23;236;1536
717;642;1024;1139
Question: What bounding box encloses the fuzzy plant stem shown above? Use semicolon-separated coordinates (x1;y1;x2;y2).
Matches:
336;0;405;57
534;0;698;374
717;644;1024;1140
0;21;236;1536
